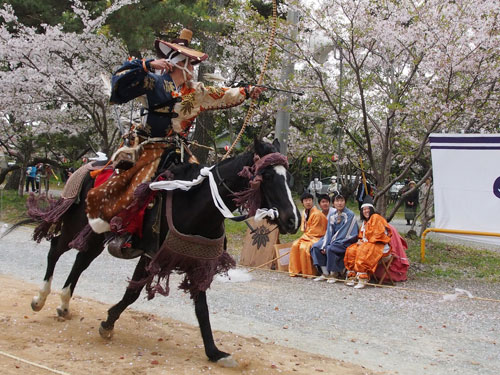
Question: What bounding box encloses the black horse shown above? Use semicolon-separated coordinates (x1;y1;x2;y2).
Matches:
98;139;300;366
7;139;300;366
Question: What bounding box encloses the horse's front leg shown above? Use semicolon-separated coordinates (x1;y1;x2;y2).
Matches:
194;291;237;367
32;236;65;311
56;234;104;318
99;256;149;339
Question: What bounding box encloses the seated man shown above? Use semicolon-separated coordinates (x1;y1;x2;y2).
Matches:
311;194;358;283
344;196;392;289
289;192;328;277
317;194;334;218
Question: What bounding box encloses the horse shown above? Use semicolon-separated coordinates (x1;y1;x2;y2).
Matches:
5;138;300;366
97;138;300;366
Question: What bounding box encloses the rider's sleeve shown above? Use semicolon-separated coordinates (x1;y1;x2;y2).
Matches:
193;82;247;111
170;82;248;134
109;58;155;104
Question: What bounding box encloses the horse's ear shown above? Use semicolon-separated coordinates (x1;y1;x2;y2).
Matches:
272;138;281;152
254;137;278;156
254;137;265;156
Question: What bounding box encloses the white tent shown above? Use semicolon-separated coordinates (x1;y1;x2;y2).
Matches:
429;133;500;245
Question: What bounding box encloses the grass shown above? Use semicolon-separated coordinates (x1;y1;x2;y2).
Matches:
2;189;499;283
405;238;500;282
0;189;30;223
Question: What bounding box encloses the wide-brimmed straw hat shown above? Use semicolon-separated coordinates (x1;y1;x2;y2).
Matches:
154;28;208;65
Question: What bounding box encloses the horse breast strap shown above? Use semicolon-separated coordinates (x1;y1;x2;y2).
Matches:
163;191;225;260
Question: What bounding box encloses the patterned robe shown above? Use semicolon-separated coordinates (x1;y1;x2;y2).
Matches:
310;207;359;273
288;206;328;277
110;58;247;138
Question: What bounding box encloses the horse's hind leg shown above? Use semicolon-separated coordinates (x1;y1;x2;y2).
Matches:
56;235;104;318
31;236;66;311
194;291;237;367
99;256;149;339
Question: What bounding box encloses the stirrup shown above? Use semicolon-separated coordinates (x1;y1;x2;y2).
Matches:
107;234;144;259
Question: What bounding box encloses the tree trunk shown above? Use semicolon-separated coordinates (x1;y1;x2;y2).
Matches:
191;0;225;164
5;169;21;191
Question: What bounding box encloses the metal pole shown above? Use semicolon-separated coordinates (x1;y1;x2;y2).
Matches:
275;9;299;155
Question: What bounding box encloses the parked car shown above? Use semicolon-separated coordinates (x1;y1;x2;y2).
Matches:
389;182;405;201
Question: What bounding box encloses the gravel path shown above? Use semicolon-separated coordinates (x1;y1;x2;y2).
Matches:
1;223;499;375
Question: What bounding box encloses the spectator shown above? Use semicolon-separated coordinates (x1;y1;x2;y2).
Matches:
35;163;44;193
327;176;339;198
419;177;434;228
66;167;75;179
317;194;334;218
404;180;418;225
311;194;359;283
344;196;392;289
25;165;37;192
289;192;328;277
356;180;374;210
308;177;323;204
39;164;53;194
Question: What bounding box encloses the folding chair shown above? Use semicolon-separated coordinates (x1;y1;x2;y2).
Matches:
373;253;395;286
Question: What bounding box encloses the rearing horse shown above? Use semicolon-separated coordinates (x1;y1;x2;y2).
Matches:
98;139;300;366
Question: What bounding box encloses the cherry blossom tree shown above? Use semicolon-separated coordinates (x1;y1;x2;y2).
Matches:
288;0;499;215
0;1;138;193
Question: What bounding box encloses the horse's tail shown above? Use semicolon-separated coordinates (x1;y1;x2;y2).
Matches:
0;218;36;239
26;193;76;242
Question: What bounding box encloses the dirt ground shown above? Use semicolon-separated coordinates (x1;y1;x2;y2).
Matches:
0;275;372;375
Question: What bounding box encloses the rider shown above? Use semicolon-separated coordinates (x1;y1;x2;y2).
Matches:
86;29;265;245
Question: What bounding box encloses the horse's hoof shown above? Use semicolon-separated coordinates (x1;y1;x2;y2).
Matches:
31;297;45;312
99;324;114;339
217;355;238;368
56;307;70;318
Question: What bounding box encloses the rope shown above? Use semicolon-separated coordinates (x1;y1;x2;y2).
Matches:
247;250;290;272
0;349;71;375
222;0;278;159
239;259;500;303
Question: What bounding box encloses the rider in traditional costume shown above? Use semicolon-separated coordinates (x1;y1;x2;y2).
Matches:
86;29;264;242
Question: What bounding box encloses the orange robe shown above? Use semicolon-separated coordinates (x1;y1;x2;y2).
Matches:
288;206;327;276
344;214;392;276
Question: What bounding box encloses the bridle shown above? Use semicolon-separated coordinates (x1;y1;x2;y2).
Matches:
148;151;288;222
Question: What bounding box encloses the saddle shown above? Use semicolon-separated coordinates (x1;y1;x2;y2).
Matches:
90;139;197;259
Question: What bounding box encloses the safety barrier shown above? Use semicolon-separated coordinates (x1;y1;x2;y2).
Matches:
420;228;500;261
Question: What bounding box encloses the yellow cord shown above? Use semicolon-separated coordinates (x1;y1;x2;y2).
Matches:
222;0;278;159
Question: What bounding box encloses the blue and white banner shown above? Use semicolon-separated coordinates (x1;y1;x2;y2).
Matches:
429;133;500;245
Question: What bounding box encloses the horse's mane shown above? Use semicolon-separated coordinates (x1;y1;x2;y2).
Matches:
168;151;255;181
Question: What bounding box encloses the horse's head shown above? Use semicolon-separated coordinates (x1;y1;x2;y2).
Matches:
235;139;300;234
